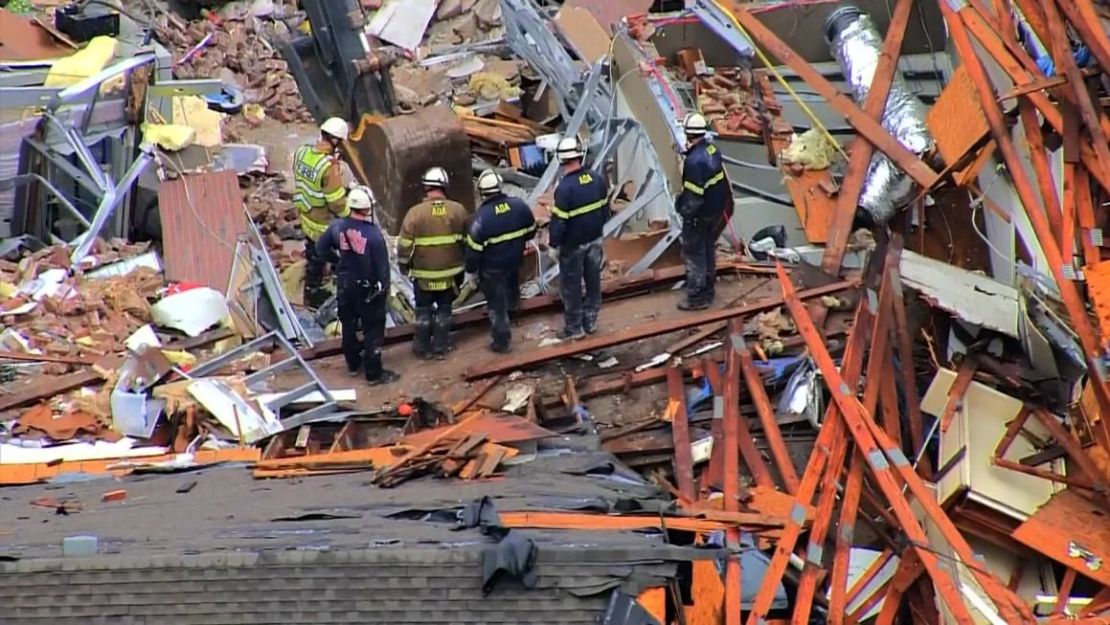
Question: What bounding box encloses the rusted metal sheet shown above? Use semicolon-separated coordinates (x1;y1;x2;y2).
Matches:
1085;260;1110;347
464;278;858;380
158;170;249;290
1012;489;1110;587
926;65;991;186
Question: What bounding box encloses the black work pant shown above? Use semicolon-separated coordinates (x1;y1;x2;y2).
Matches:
337;276;386;380
304;238;329;309
414;286;455;355
681;217;717;304
559;239;603;334
480;268;519;349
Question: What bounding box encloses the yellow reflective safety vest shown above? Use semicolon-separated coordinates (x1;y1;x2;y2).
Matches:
293;144;349;240
398;197;469;291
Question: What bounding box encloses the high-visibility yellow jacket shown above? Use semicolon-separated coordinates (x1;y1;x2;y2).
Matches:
293;141;349;240
397;196;469;291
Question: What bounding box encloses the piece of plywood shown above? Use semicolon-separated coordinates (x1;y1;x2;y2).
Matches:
900;250;1020;338
922;368;1064;520
554;6;612;64
1012;490;1110;587
927;65;991;174
0;8;76;62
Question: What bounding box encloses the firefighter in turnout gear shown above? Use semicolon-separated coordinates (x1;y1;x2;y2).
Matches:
315;186;398;385
465;169;537;353
295;116;351;310
398;167;469;359
550;136;610;340
675;112;729;311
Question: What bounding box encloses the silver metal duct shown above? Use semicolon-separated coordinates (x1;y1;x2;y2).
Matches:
826;6;935;224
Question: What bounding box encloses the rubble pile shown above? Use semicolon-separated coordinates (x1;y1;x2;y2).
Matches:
154;8;313;124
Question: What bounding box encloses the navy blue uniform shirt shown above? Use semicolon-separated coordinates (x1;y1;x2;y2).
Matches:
550;165;610;249
315;216;391;289
465;193;537;274
677;139;728;220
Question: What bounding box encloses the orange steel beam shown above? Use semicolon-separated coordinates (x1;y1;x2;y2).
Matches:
1064;161;1079;265
887;235;932;476
795;251;898;624
1076;167;1101;266
821;0;914;275
828;453;867;625
1043;0;1110;186
1055;568;1079;616
1078;586;1110;617
738;346;800;494
724;318;744;625
875;551;927;625
959;3;1110;194
701;356;725;494
745;297;871;624
944;0;1110;458
939;355;978;433
1018;98;1066;244
499;511;738;533
667;364;698;501
719;1;939;189
1030;406;1110;498
777;262;1033;623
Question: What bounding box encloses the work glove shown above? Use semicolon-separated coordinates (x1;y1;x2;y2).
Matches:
463;271;479;289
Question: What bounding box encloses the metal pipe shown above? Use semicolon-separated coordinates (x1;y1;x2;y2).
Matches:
825;6;935;225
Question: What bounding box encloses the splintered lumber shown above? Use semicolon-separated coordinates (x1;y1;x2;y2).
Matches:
497;511;770;533
464;279;858;380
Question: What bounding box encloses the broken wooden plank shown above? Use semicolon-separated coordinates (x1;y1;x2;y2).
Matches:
464;279;858;380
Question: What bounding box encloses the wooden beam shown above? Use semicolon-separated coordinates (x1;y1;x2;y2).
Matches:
666;364;697;502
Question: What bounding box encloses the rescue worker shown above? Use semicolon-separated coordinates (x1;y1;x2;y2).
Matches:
465;169;537;353
550;136;610;340
675;112;729;311
294;117;351;309
314;186;398;385
398;167;469;359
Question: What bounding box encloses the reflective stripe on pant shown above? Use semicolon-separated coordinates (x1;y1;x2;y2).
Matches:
480;269;517;349
304;238;329;309
681;218;717;303
337;276;386;380
414;286;455;355
559;239;603;333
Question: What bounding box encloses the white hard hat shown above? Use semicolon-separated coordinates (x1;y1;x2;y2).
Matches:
683;112;709;137
556;136;584;162
422;166;450;189
321;117;350;142
347;185;374;212
477;169;502;196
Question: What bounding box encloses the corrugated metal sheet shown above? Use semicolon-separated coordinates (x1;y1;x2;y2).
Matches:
157;170;248;290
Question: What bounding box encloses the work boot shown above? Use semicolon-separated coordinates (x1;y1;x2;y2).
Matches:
677;298;709;311
431;307;452;357
413;307;433;359
560;327;586;341
490;341;511;354
583;318;598;335
367;369;400;386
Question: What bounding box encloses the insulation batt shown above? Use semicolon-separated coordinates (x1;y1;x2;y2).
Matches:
826;6;935;225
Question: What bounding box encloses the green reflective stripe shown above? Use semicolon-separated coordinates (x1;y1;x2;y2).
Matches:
551;198;606;219
466;235;484;252
705;170;725;188
683;180;705;195
411;266;464;279
486;225;535;245
323;185;345;203
410;233;463;246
